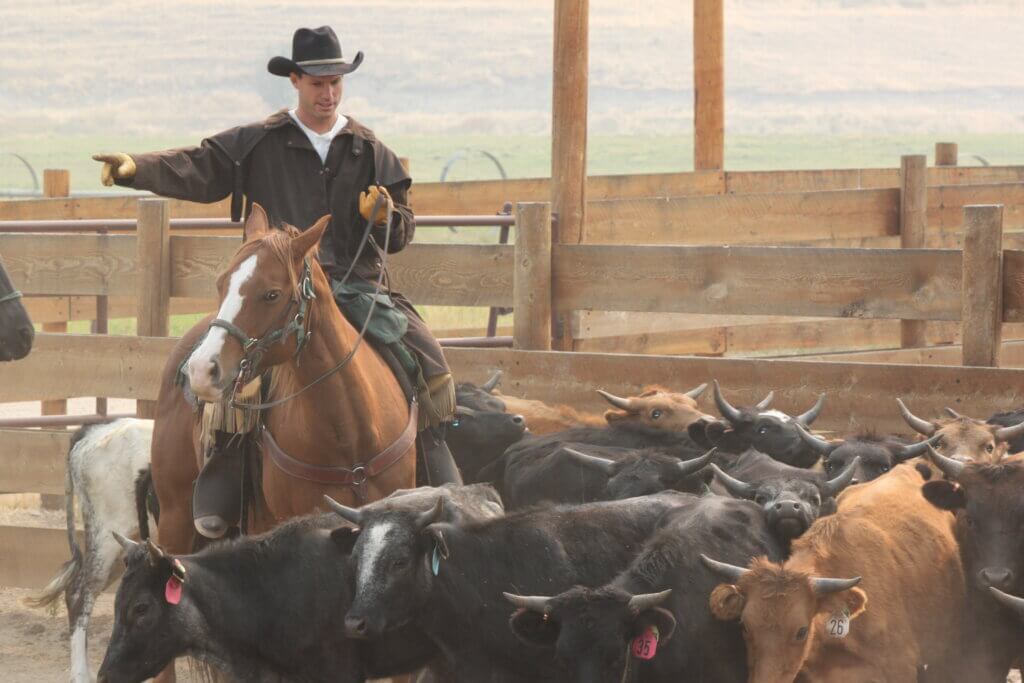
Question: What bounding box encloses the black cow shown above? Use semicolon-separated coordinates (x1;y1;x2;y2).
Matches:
97;515;437;683
986;408;1024;456
456;372;505;412
796;424;939;483
0;253;33;361
710;456;859;553
921;448;1024;680
447;405;527;482
503;494;783;682
691;380;826;468
491;443;715;509
328;491;691;682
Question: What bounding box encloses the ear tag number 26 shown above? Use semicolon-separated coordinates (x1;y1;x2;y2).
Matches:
827;609;850;639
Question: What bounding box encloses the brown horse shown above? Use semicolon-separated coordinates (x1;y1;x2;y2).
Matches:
148;207;415;682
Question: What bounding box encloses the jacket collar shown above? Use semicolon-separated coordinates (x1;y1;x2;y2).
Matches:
264;109;376;145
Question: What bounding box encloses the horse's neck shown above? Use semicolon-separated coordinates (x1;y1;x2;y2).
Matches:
266;290;406;462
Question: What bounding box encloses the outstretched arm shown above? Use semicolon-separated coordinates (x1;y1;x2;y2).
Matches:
93;136;235;204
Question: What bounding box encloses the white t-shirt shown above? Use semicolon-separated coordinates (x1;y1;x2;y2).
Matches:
288;110;348;164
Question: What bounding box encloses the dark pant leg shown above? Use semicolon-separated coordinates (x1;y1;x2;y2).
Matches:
390;292;450;379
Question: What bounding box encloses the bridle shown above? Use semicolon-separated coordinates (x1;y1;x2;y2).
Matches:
201;189;393;412
0;289;22;305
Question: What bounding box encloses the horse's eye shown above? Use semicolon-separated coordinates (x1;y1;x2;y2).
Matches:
795;626;808;641
986;444;995;453
651;409;662;420
264;290;281;302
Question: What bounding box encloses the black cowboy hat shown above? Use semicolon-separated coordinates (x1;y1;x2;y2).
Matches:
267;26;363;78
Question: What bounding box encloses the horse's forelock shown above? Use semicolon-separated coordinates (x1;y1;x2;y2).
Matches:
227;227;303;294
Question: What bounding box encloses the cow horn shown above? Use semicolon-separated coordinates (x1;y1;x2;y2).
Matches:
455;405;479;418
596;389;633;412
627;589;673;613
995;419;1024;443
416;497;446;529
701;554;750;582
897;433;943;460
989;587;1024;618
323;495;364;526
755;391;775;410
796;394;827;426
685;382;709;399
676;447;717;477
811;576;861;595
561;447;618;475
713;381;744;424
821;456;861;497
481;370;503;393
145;539;167;567
502;592;550;614
710;463;758;499
795;423;840;455
944;407;964;419
112;531;139;551
925;445;965;480
897;398;936;436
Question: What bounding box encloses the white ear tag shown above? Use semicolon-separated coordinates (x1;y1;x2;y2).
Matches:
826;609;850;639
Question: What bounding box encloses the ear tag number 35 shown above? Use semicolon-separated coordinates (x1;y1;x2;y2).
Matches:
631;625;660;660
827;610;850;639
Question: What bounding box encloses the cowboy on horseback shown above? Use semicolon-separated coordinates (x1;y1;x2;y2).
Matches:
94;26;462;533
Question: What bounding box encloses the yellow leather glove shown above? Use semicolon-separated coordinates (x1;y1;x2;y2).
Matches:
358;185;394;225
92;153;137;187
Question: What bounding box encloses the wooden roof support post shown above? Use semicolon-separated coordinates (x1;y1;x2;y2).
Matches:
961;204;1004;367
136;198;172;418
513;203;553;350
899;155;927;348
552;0;589;350
694;0;724;170
935;142;958;167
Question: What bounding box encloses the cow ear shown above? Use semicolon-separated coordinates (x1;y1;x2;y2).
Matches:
921;480;966;511
844;587;868;620
330;525;361;554
709;584;746;621
509;609;559;648
244;203;270;243
422;523;451;560
633;607;677;645
604;409;629;423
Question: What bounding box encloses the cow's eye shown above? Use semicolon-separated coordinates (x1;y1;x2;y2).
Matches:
986;444;995;453
757;425;769;435
392;558;408;569
795;626;809;641
450;418;461;428
132;602;149;619
812;495;821;507
881;465;890;472
651;409;662;420
754;494;766;505
264;289;282;302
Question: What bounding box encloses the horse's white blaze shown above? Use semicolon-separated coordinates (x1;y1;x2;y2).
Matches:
357;521;396;596
187;253;259;398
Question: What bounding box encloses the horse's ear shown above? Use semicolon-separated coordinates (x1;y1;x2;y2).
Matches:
244;204;271;243
291;214;330;261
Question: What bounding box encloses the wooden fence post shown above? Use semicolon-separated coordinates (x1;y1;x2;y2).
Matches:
961;204;1004;367
135;198;172;418
551;0;588;350
694;0;724;170
899;155;927;348
513;203;553;351
935;142;958;167
40;169;70;417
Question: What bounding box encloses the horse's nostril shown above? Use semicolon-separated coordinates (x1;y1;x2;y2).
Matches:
774;503;783;510
209;358;221;382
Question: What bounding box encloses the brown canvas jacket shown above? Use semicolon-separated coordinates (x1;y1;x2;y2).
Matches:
122;111;413;282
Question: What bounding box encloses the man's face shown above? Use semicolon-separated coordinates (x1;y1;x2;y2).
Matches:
290;72;343;121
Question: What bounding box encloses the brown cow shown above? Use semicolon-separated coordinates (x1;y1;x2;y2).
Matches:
897;399;1024;464
704;463;966;683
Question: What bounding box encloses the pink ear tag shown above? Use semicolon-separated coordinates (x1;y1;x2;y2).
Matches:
165;576;183;605
631;625;660;660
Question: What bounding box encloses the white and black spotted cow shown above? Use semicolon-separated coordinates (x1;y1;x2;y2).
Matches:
26;418;154;683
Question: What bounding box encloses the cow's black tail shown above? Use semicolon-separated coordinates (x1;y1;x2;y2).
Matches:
134;466;158;540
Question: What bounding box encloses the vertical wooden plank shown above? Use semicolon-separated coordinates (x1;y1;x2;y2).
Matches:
961;204;1004;367
513;203;553;350
135;198;172;418
694;0;724;170
899;155;928;347
41;169;71;417
935;142;958;167
551;0;589;350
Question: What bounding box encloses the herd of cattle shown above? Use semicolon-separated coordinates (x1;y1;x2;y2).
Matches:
30;371;1024;682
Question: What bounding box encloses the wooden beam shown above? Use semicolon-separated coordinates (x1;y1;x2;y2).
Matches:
0;525;85;589
444;348;1024;435
513;203;553;350
40;169;72;417
584;187;901;245
900;155;928;347
0;233;137;296
135;199;171;418
0;430;70;495
553;244;962;320
935;142;958;167
792;340;1024;368
962;205;1004;366
928;183;1024;232
693;0;725;170
551;0;589;247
